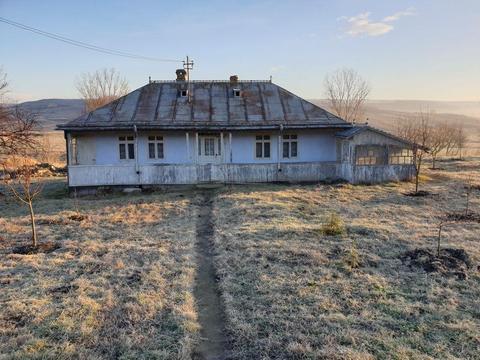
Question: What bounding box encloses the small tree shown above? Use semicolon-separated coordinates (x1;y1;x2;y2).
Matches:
3;160;43;247
396;110;432;193
76;68;129;113
324;68;370;123
428;122;450;169
453;124;468;160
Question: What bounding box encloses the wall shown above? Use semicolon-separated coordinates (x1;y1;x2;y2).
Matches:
72;130;337;166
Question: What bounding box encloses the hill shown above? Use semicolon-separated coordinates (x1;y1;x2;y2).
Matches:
16;99;85;130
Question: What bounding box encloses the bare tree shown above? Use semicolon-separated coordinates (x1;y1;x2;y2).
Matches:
396;110;432;193
324;68;370;123
453;124;468;160
3;159;43;247
429;122;450;169
0;69;39;161
76;68;129;112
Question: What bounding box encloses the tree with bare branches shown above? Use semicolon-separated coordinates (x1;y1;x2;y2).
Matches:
396;110;432;193
3;159;44;247
324;68;370;123
453;124;468;160
428;122;450;169
0;68;39;161
76;68;129;113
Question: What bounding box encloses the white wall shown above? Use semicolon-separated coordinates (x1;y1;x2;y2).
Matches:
71;129;338;166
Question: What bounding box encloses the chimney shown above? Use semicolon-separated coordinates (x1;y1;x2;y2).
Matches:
176;69;187;81
229;75;239;83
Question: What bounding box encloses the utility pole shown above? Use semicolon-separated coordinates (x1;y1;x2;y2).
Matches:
183;55;194;103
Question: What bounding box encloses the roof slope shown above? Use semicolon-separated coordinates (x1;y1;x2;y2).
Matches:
58;80;349;131
336;125;422;148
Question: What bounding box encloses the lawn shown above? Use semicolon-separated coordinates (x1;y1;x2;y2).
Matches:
1;159;479;359
213;159;480;359
0;182;200;359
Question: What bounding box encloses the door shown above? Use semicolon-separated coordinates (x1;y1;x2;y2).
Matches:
198;136;222;163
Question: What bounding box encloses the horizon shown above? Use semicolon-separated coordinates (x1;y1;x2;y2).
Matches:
1;0;479;102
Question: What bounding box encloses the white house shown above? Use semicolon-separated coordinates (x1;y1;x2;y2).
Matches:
57;71;415;190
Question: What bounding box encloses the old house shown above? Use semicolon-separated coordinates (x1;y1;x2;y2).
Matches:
58;71;415;189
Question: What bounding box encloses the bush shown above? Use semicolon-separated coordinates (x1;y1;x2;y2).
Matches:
344;240;361;269
321;213;345;236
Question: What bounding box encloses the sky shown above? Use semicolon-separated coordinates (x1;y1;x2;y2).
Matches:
0;0;479;102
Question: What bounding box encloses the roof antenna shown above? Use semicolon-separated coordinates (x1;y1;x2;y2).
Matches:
183;55;194;103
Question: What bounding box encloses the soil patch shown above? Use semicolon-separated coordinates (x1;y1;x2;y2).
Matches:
403;190;432;197
12;242;60;255
446;211;480;223
193;191;228;360
402;248;472;279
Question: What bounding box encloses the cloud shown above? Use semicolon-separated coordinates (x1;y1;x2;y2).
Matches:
341;8;415;37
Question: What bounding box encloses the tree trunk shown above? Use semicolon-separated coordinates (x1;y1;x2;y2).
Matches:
28;200;37;247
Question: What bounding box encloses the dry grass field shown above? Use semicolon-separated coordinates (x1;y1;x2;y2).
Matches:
0;159;479;359
0;183;200;359
213;159;480;359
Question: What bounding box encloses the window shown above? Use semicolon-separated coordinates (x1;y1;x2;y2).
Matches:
119;136;135;160
255;135;271;158
71;136;78;165
282;134;298;158
233;89;241;97
180;89;188;97
355;145;386;166
148;136;164;159
389;147;413;165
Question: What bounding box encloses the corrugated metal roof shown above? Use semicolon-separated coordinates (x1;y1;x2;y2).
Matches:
335;125;420;148
58;80;350;131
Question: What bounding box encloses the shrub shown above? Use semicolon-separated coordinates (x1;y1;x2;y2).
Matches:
344;240;361;269
321;213;345;236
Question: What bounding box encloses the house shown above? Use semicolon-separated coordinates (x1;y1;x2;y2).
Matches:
57;71;415;190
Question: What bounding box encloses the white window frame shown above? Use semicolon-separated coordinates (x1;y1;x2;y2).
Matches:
148;135;164;159
282;134;298;159
255;135;271;159
119;135;135;161
233;88;241;97
389;147;413;165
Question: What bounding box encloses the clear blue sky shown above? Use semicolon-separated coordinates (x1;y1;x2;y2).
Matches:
1;0;479;102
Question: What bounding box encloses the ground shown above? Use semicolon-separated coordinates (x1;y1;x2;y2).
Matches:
0;159;479;359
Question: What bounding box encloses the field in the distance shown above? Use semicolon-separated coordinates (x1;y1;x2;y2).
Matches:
0;159;479;359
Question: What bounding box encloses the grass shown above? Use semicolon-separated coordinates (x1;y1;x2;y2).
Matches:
1;158;479;359
212;159;480;359
0;183;200;359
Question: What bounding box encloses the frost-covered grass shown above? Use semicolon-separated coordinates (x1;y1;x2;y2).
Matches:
0;182;199;359
213;159;480;359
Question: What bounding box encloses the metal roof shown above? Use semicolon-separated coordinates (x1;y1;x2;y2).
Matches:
58;80;350;131
335;125;420;148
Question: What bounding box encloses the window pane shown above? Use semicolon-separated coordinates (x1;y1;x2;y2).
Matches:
149;143;155;158
119;136;126;141
119;144;126;159
157;143;164;158
127;136;134;141
291;141;297;157
217;139;221;155
283;135;289;140
264;142;270;158
291;135;297;139
283;142;289;158
156;136;163;141
264;135;270;140
128;143;135;159
256;136;262;140
256;142;263;158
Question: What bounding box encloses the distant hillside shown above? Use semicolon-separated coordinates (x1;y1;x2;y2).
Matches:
312;99;480;154
16;99;85;130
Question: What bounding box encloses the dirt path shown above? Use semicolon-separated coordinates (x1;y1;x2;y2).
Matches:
193;191;228;360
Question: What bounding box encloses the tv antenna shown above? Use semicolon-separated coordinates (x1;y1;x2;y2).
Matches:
183;55;194;102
